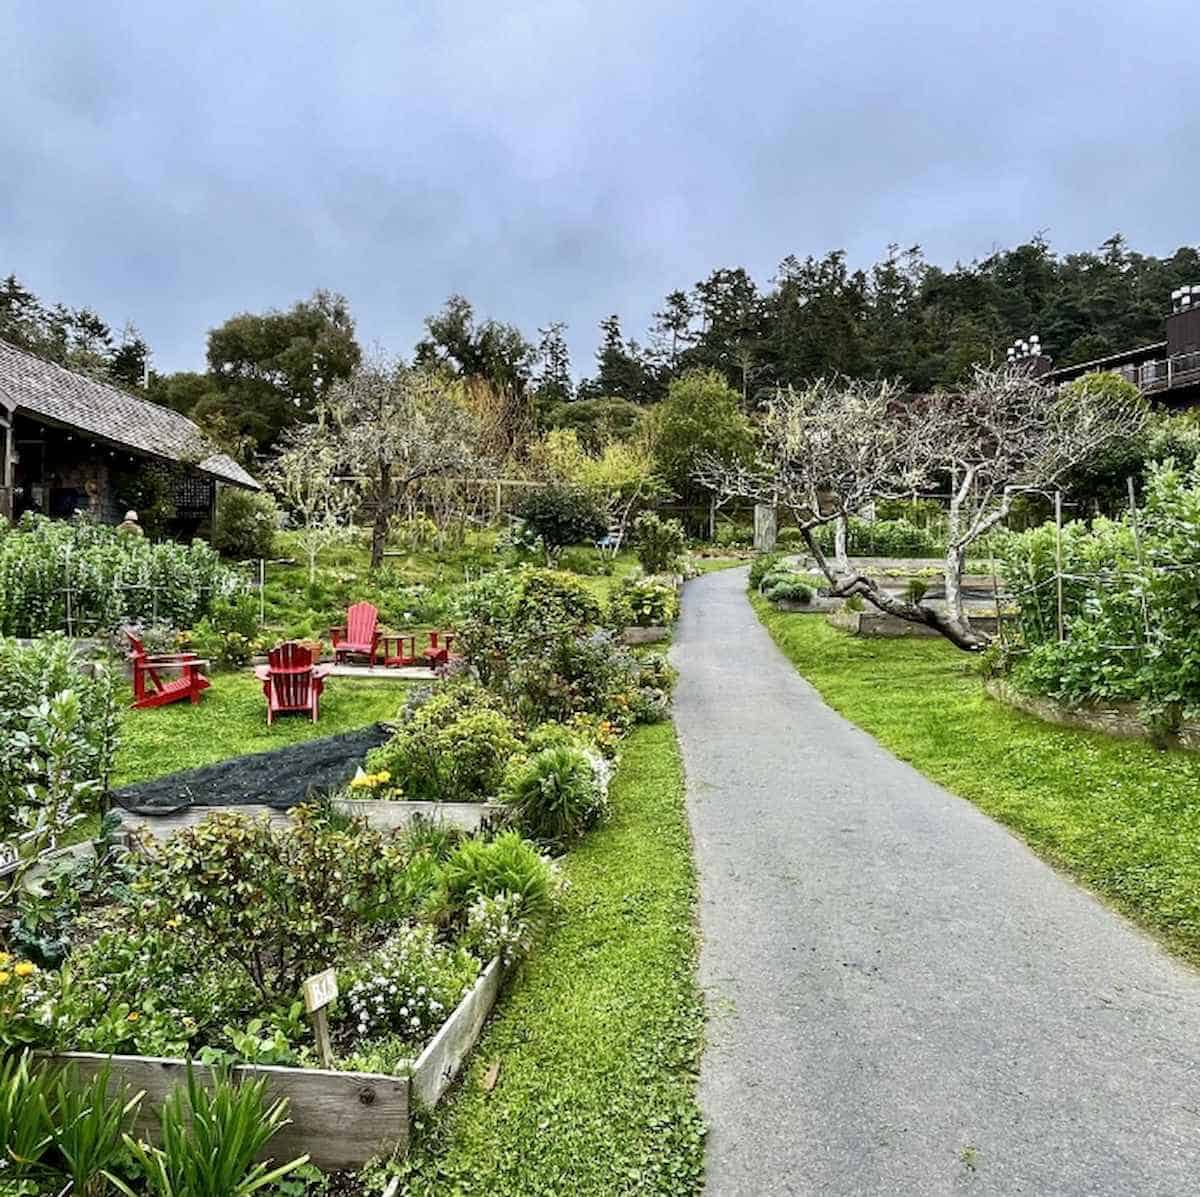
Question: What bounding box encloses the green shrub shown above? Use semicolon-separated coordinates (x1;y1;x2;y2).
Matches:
904;577;929;604
515;484;609;557
211;488;278;561
499;745;608;846
767;580;814;604
513;569;604;634
776;526;804;549
633;512;686;574
813;516;939;557
748;553;782;590
434;831;556;928
367;682;519;802
610;576;680;627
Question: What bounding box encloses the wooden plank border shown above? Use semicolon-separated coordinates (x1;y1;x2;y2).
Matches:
115;798;497;839
40;956;509;1168
38;1053;409;1171
411;957;506;1109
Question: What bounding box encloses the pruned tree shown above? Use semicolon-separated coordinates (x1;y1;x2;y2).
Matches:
268;422;356;584
322;359;486;568
700;367;1146;650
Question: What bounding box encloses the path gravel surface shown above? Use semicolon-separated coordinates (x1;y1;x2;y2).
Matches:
673;566;1200;1196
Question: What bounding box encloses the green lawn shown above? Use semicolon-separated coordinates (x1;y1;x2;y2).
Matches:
114;671;405;786
751;595;1200;967
392;722;705;1196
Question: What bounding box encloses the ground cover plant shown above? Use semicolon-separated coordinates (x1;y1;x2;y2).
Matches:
390;723;705;1196
753;594;1200;967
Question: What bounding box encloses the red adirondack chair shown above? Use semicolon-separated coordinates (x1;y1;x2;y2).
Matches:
254;641;332;725
330;602;381;666
125;632;211;710
423;629;459;668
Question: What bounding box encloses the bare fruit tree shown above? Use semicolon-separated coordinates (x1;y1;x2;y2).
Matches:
323;358;486;569
268;422;356;584
700;368;1146;650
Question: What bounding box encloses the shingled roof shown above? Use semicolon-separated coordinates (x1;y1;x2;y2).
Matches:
0;339;260;490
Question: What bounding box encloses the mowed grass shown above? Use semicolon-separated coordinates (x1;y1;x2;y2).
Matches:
393;722;705;1196
751;594;1200;967
114;671;405;786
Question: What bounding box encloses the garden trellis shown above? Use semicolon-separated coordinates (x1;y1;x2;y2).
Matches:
0;514;244;638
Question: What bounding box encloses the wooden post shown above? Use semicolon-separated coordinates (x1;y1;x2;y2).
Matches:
990;555;1004;645
303;967;338;1070
1126;476;1152;640
1054;490;1065;642
258;558;266;627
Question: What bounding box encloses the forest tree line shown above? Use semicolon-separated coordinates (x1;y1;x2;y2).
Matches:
3;233;1199;467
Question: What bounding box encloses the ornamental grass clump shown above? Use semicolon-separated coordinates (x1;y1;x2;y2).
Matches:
499;745;609;847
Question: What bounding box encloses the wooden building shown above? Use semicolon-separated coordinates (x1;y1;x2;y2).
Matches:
0;339;260;535
1046;287;1200;407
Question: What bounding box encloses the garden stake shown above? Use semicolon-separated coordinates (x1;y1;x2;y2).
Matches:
302;967;339;1070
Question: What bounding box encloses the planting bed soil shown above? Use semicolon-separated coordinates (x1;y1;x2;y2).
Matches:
112;725;392;812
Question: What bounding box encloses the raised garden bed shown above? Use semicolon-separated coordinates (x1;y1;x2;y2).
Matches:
829;608;1010;638
41;957;506;1170
985;678;1200;749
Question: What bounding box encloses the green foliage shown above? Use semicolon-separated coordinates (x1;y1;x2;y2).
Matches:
904;577;929;604
547;396;644;451
514;484;609;556
1000;462;1200;717
813;516;940;557
632;511;686;574
366;681;519;802
649;370;753;503
393;724;704;1196
753;594;1200;968
459;891;537;966
714;521;753;548
610;575;680;627
434;832;556;929
0;514;242;637
512;569;604;634
190;593;263;669
211;488;278;560
748;552;782;590
133;807;417;1002
500;746;608;846
116;1066;308;1197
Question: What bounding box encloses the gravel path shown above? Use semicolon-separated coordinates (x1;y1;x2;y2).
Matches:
672;567;1200;1196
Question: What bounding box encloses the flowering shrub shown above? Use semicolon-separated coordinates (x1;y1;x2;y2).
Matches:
0;953;51;1047
341;925;479;1048
366;681;520;802
461;892;537;966
0;513;243;636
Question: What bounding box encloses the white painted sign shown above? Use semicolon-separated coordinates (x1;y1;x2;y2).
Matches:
302;967;338;1014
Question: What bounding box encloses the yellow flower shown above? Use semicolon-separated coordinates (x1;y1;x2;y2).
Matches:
375;770;391;784
0;972;10;986
14;962;35;978
166;917;182;930
0;953;10;968
127;1011;141;1022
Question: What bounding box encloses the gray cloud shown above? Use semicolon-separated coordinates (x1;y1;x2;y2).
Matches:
1;0;1195;374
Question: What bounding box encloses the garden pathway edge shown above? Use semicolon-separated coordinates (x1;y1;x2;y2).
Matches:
672;566;1200;1196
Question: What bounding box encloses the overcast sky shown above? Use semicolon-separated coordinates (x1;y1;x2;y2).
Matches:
1;0;1196;376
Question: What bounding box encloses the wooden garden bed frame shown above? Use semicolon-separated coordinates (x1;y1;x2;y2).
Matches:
115;797;498;839
41;958;506;1170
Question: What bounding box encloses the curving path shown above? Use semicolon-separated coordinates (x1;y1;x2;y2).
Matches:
672;566;1200;1196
